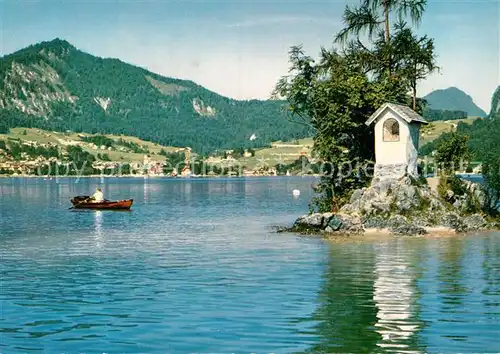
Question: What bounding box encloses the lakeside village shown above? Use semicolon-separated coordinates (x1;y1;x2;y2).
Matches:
0;130;482;179
0;130;320;177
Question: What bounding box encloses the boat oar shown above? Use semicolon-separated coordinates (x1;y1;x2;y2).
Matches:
68;197;90;210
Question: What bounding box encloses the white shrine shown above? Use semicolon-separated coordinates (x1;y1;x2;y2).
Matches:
365;103;428;180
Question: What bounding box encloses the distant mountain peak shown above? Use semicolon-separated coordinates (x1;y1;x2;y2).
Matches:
423;87;487;117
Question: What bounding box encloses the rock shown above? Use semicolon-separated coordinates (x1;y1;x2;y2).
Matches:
371;179;393;197
337;214;363;233
401;176;412;185
387;215;426;235
412;216;432;227
372;201;391;213
360;189;379;203
387;215;408;229
392;223;427;235
463;214;486;231
321;213;335;228
439;212;466;232
294;213;324;229
350;189;364;204
446;189;454;200
327;216;343;231
429;197;445;211
393;185;420;212
325;226;334;233
363;215;387;229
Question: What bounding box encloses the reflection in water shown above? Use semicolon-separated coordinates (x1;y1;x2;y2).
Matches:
373;241;423;353
2;178;500;353
299;245;380;353
93;210;103;248
143;179;149;203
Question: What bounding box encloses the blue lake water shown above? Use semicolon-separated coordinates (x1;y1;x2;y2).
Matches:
1;177;500;353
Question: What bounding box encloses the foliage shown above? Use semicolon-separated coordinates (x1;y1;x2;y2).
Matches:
273;0;438;212
65;145;98;175
482;156;500;216
162;151;186;174
422;108;467;122
81;135;114;147
116;138;149;154
434;132;469;173
335;0;427;45
1;141;60;160
0;39;313;153
97;153;111;161
274;45;408;211
275;155;321;175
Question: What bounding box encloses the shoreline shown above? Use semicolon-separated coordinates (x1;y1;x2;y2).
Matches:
0;174;322;179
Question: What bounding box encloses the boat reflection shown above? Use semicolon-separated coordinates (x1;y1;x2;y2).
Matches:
93;210;103;248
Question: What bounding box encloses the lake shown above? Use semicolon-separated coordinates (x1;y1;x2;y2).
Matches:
1;177;499;353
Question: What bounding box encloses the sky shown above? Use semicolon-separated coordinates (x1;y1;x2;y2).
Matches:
1;0;499;112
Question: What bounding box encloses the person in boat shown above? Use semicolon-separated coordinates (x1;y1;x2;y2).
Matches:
90;188;105;203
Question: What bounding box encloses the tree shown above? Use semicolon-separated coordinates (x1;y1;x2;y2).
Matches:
434;132;469;174
482;156;500;215
391;21;438;109
274;46;408;211
336;0;427;45
336;0;427;76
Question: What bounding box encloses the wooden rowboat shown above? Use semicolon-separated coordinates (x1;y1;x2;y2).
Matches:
70;196;133;210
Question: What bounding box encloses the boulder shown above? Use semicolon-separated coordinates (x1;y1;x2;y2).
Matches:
438;212;467;232
294;213;324;230
349;189;364;204
393;184;421;212
327;216;343;231
463;214;487;231
337;214;363;233
362;215;387;229
387;215;426;235
321;213;335;228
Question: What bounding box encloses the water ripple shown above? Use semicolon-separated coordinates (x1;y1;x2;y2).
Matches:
1;178;500;353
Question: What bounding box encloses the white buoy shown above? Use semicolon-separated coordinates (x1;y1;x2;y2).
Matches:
292;189;300;197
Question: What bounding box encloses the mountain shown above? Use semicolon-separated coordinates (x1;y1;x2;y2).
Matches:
423;87;487;117
0;39;312;153
419;86;500;161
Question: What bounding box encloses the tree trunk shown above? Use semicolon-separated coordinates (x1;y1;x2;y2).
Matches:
384;1;390;44
412;86;417;110
384;0;391;76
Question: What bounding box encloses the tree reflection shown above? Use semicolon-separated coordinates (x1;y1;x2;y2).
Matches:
298;245;380;353
298;240;426;354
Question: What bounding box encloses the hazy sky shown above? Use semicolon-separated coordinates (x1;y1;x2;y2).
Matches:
1;0;499;112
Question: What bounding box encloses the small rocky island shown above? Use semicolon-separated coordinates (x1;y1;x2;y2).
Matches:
290;175;490;236
286;103;495;237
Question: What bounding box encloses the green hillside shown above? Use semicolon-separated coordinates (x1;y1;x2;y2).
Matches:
423;87;487;117
420;86;500;160
0;38;312;153
0;128;180;162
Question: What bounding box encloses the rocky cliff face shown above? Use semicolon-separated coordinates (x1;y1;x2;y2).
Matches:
288;175;491;236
